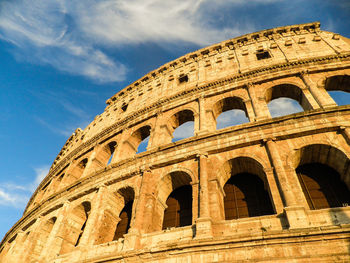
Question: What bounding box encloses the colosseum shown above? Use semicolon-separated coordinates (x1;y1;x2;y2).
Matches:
1;22;350;262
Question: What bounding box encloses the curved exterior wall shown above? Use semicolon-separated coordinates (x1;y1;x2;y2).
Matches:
1;22;350;262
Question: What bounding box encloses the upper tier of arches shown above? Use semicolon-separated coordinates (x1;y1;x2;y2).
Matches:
29;72;350;210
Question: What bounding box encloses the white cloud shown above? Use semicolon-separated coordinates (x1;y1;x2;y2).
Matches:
0;165;50;209
0;0;126;82
268;97;303;117
173;121;194;141
216;109;248;130
0;0;281;82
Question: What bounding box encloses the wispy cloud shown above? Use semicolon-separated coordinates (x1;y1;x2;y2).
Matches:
0;165;50;208
173;121;194;140
0;0;126;82
34;116;90;137
268;98;303;117
0;0;285;82
216;109;249;130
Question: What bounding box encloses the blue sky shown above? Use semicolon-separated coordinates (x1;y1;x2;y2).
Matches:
0;0;350;240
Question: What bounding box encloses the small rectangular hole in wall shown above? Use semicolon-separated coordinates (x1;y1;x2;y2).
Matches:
178;75;188;83
256;51;271;60
121;103;128;112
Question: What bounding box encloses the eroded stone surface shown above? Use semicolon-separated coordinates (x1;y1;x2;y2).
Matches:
1;22;350;263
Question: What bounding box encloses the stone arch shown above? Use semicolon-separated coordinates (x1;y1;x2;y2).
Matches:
122;125;152;158
219;157;275;220
156;171;193;230
324;75;350;105
95;186;135;244
212;96;249;129
32;217;56;258
168;109;195;142
265;83;312;116
218;156;268;189
69;158;88;181
291;144;350;209
60;201;91;254
96;140;117;166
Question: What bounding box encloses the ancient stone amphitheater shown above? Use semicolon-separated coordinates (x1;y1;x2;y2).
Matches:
1;22;350;262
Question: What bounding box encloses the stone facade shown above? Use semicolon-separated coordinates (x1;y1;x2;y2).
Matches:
1;22;350;262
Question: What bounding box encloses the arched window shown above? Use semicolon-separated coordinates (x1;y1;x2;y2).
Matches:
60;202;91;254
266;84;309;117
294;144;350;210
297;163;350;209
31;217;56;259
224;173;274;219
71;158;88;179
170;110;195;142
113;201;133;240
104;141;117;165
213;97;249;129
324;75;350;106
162;185;192;229
125;125;151;156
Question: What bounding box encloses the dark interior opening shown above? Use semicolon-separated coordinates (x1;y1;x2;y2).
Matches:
162;185;192;229
224;173;274;220
256;51;271;60
296;163;350;209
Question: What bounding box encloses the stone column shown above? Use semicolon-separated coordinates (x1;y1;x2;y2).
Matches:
61;161;78;187
39;201;71;261
263;167;284;214
264;139;309;229
77;188;103;247
209;178;225;221
194;112;200;136
300;71;337;109
300;85;321;110
5;231;25;263
148;112;172;149
198;153;210;218
195;153;213;238
113;129;133;162
243;98;256;122
246;83;271;121
124;169;154;250
20;217;43;262
81;146;99;177
197;96;210;135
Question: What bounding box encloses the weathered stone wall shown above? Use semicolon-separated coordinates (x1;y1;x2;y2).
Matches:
1;22;350;262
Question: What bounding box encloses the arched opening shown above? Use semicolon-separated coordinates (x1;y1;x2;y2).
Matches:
224;173;274;219
220;157;274;220
94;187;135;244
297;163;350;209
170;110;195;142
125;125;151;156
70;158;88;179
158;171;193;230
103;141;117;165
162;185;192;229
113;201;133;240
60;201;91;254
325;75;350;106
113;186;135;240
33;217;56;257
294;144;350;210
136;135;150;153
213;97;249;129
266;84;309;117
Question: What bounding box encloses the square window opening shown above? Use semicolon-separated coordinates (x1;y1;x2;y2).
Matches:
256;51;271;60
178;75;189;84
